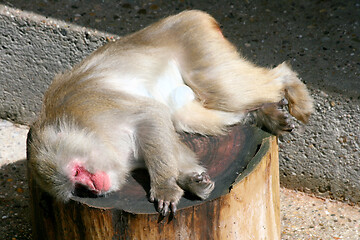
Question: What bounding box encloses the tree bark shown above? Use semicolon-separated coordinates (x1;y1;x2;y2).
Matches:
28;125;280;240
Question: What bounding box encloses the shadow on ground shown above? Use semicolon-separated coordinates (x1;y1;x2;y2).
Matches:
0;160;31;240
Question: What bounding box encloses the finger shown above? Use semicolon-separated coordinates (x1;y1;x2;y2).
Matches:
171;202;177;216
162;201;169;216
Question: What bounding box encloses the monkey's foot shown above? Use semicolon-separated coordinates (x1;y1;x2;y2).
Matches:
178;172;215;200
253;99;295;135
149;177;184;216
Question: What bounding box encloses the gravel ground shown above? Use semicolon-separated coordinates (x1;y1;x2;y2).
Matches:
0;119;359;240
281;189;360;239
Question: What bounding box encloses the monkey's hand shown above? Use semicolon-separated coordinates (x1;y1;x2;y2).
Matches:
149;177;184;216
177;171;215;200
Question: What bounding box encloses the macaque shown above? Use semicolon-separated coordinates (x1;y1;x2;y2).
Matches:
27;10;313;216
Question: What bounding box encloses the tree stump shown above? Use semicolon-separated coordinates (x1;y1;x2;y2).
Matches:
27;125;280;240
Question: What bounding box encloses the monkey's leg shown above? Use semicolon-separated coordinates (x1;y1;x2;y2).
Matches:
180;35;313;126
180;60;313;135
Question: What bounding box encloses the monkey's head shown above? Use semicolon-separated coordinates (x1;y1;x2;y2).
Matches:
27;120;124;201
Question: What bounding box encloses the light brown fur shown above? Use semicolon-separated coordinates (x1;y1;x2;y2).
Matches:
28;10;313;216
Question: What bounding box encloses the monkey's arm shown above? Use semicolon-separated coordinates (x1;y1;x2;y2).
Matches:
135;102;185;216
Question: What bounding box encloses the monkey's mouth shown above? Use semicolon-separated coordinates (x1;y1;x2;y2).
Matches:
72;183;106;198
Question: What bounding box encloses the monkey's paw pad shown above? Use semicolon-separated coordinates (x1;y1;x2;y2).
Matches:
149;179;184;216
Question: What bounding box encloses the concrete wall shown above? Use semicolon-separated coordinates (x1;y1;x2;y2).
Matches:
1;0;359;203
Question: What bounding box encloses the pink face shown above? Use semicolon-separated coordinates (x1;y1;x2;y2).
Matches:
69;162;111;194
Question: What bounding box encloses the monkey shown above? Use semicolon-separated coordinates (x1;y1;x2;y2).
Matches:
27;10;313;216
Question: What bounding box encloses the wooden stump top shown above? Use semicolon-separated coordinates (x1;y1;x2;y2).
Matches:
70;125;271;213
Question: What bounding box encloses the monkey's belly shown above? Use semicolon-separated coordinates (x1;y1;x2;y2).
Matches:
104;59;196;112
